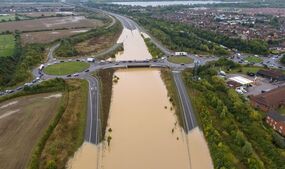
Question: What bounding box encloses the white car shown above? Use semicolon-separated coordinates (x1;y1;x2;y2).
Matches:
73;73;79;77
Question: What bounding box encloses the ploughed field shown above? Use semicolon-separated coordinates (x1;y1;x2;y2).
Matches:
0;16;103;32
0;92;62;169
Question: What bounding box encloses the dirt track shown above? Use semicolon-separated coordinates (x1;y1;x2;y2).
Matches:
0;93;62;169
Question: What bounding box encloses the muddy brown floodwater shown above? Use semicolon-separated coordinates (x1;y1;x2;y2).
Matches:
115;28;152;61
101;69;190;169
68;27;213;169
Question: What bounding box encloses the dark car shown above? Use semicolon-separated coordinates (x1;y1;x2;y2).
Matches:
76;59;80;62
85;69;90;72
67;74;72;77
60;60;64;63
16;86;23;91
247;72;255;77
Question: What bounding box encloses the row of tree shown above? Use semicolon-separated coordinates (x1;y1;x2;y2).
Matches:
136;16;269;55
55;21;122;57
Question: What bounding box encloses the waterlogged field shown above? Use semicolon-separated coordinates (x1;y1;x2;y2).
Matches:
21;29;90;45
44;62;90;75
0;93;62;169
0;34;15;57
0;16;102;32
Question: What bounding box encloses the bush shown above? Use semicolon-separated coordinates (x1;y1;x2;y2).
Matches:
273;132;285;149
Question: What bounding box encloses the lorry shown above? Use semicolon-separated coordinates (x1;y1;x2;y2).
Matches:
87;58;95;62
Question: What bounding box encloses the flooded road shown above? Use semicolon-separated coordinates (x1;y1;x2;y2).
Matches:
115;28;152;61
67;142;99;169
68;26;212;169
101;69;190;169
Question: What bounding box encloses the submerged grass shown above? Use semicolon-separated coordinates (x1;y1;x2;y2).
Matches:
93;68;115;141
160;68;183;129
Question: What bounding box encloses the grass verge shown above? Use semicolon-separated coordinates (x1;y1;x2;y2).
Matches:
245;56;263;63
26;79;88;169
93;68;114;140
44;62;90;75
168;56;193;64
160;68;183;128
143;37;164;59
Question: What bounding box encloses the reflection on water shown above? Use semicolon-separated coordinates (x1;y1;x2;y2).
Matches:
187;127;213;169
115;28;152;61
101;69;191;169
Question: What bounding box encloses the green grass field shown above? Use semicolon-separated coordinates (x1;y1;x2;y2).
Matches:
245;56;263;63
0;34;15;57
168;56;193;64
230;66;262;74
0;15;15;22
44;62;90;75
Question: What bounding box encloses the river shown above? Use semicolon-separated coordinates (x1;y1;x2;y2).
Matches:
68;25;213;169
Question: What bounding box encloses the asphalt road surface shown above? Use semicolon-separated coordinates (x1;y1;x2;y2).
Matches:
84;75;101;144
172;71;197;132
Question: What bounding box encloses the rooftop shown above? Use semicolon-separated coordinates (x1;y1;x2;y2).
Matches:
229;76;253;85
267;111;285;122
251;86;285;108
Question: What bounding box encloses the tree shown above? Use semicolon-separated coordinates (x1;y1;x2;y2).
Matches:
280;54;285;64
242;141;253;156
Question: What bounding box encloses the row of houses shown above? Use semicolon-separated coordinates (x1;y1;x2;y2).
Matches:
225;69;285;136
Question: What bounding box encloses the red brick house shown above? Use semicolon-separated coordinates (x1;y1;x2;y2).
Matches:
266;111;285;136
250;86;285;112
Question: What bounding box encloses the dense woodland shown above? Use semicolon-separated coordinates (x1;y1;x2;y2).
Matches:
183;59;285;169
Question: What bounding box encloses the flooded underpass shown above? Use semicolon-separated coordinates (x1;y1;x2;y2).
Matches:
68;26;213;169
